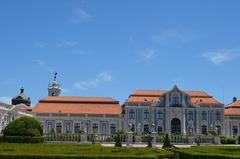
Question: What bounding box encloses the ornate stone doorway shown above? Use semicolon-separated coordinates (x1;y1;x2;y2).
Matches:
171;118;181;135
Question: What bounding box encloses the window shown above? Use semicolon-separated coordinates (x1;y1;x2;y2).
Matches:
157;126;163;133
47;122;53;133
233;126;238;137
188;111;193;121
144;110;149;119
74;123;81;134
156;111;163;120
92;123;98;134
110;124;117;134
65;122;71;133
101;123;107;134
56;122;62;133
172;94;180;105
216;125;221;136
144;124;149;133
201;111;207;121
129;109;135;119
201;125;207;135
215;111;221;121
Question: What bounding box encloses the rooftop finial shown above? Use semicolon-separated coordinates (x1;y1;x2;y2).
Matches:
20;86;24;93
54;72;58;81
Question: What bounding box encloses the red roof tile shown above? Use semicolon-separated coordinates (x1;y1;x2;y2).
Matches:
225;100;240;116
32;96;122;115
126;89;221;105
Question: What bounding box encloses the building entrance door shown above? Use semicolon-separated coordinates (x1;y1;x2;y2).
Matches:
171;118;181;135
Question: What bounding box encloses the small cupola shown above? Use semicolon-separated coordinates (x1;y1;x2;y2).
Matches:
12;87;31;106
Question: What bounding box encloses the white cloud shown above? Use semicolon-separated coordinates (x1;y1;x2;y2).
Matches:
0;96;12;105
203;48;240;65
33;41;47;48
152;29;192;47
68;8;93;24
56;40;79;48
142;48;156;61
73;72;112;90
33;60;54;72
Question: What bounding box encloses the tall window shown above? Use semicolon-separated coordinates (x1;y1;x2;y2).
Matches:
47;122;53;133
144;110;149;119
144;124;149;133
233;126;238;137
56;122;62;133
129;110;135;119
101;123;107;134
201;111;207;121
172;94;180;105
201;125;207;135
92;123;98;134
65;122;71;133
188;111;193;121
216;125;221;136
74;123;81;134
156;111;163;120
110;124;117;134
215;111;221;121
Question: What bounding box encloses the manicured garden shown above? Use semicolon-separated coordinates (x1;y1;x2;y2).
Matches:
0;143;174;159
173;146;240;159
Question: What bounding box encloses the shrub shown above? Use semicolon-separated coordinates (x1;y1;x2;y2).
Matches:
208;130;217;136
115;133;122;147
162;134;172;149
3;116;43;137
220;137;236;144
3;116;43;143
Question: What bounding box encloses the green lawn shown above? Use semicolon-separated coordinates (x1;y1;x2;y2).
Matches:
174;146;240;159
0;143;173;159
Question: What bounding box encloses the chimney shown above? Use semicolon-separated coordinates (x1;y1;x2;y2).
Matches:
233;97;237;102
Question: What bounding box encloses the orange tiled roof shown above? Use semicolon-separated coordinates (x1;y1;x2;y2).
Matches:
32;96;122;115
225;100;240;116
126;89;221;105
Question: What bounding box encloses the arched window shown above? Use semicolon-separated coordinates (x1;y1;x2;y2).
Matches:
201;125;207;135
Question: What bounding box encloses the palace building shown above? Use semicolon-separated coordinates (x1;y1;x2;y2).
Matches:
124;86;224;136
1;74;240;139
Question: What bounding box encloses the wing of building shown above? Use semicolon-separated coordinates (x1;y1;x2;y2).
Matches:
32;96;123;134
224;97;240;138
124;85;224;136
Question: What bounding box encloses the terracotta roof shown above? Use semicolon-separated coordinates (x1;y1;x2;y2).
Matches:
126;89;221;105
225;100;240;116
32;96;121;115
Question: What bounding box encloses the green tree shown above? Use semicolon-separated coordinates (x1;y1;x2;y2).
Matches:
115;133;122;147
3;116;43;137
162;134;172;149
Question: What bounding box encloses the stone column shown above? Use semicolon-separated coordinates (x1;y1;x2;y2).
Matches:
183;110;186;135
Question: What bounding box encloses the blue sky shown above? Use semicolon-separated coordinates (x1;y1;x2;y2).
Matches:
0;0;240;106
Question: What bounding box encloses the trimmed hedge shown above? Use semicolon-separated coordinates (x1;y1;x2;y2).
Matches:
220;137;236;144
172;146;240;159
1;136;44;143
0;143;175;159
